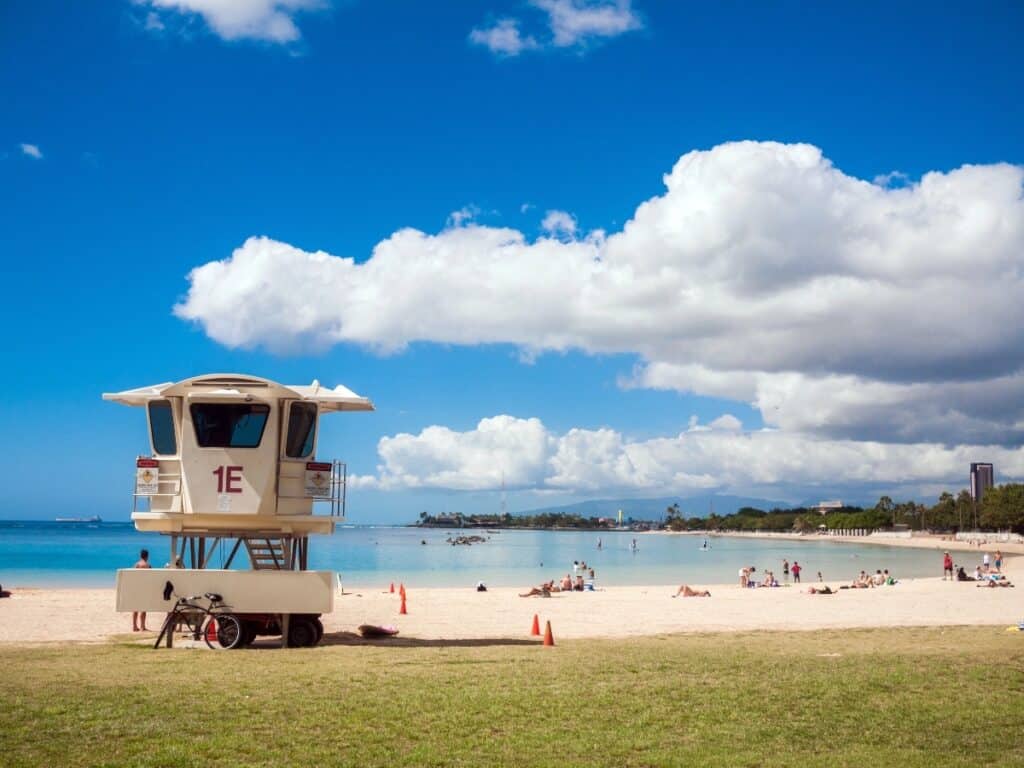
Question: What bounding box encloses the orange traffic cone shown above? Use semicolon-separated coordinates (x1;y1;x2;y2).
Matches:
399;583;406;598
399;593;408;615
543;620;554;647
530;614;540;636
206;618;218;643
389;582;395;593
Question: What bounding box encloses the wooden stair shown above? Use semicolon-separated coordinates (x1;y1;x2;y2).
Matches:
244;538;289;570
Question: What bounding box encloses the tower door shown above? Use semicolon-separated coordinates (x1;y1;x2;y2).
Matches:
277;401;319;516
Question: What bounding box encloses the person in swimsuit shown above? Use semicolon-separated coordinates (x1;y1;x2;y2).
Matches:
672;585;711;597
131;549;151;632
942;551;953;580
520;580;554;597
782;560;790;583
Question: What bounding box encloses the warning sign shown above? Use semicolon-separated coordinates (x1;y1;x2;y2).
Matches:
304;462;333;498
135;458;160;496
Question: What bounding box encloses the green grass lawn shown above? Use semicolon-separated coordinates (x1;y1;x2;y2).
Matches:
2;626;1022;767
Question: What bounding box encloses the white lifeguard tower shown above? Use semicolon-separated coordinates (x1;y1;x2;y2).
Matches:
105;373;373;647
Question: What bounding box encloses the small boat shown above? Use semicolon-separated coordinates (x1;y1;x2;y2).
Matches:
358;624;399;638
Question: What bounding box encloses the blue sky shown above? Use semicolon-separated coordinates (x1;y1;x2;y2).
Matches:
2;1;1023;523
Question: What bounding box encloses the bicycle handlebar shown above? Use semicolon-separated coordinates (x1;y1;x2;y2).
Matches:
162;582;230;610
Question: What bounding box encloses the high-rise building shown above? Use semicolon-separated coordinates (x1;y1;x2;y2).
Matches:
970;462;994;502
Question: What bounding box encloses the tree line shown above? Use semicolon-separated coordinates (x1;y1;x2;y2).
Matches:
663;483;1024;534
414;483;1024;533
416;511;623;530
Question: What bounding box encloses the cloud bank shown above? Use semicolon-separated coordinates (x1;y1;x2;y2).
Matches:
176;141;1024;448
351;415;1024;498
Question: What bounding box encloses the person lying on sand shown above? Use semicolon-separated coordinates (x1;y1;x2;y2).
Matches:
977;579;1014;588
672;585;711;598
807;586;834;594
520;581;554;597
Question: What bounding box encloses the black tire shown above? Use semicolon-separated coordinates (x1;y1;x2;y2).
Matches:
287;617;317;648
313;618;324;645
204;614;243;650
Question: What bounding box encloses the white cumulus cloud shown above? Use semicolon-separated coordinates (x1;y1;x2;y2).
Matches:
19;143;43;159
469;18;539;57
369;416;554;491
709;414;742;431
534;0;642;47
174;141;1024;445
356;415;1024;499
540;209;577;238
471;0;642;56
137;0;328;43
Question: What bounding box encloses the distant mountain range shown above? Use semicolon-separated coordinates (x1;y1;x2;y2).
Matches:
520;494;793;520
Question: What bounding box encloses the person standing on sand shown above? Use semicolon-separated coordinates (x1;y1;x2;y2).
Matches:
737;569;753;593
131;548;151;632
994;550;1003;573
791;561;802;583
782;559;790;583
982;552;991;572
943;551;953;580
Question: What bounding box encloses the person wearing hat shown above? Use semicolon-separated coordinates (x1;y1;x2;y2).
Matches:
942;551;953;581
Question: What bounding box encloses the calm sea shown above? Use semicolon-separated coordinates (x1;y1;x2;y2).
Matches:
0;521;951;588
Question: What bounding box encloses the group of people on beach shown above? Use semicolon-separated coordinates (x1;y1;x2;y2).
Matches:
943;549;1013;587
520;560;596;597
850;569;895;588
519;576;587;598
738;560;807;588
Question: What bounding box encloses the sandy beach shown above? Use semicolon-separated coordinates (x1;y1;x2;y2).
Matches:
2;536;1019;645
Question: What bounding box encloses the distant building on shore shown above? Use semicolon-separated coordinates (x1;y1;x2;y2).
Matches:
970;463;994;502
814;500;844;515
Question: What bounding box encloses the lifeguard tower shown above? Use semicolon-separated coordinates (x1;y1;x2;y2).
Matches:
106;373;373;647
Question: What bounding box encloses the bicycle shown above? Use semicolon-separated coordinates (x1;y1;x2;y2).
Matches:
154;583;243;650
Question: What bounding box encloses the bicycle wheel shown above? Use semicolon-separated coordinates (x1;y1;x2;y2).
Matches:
204;613;243;650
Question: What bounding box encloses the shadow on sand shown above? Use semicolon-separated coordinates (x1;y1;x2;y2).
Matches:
245;632;541;649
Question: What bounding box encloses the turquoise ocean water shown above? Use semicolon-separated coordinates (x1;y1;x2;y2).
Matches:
0;521;949;588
